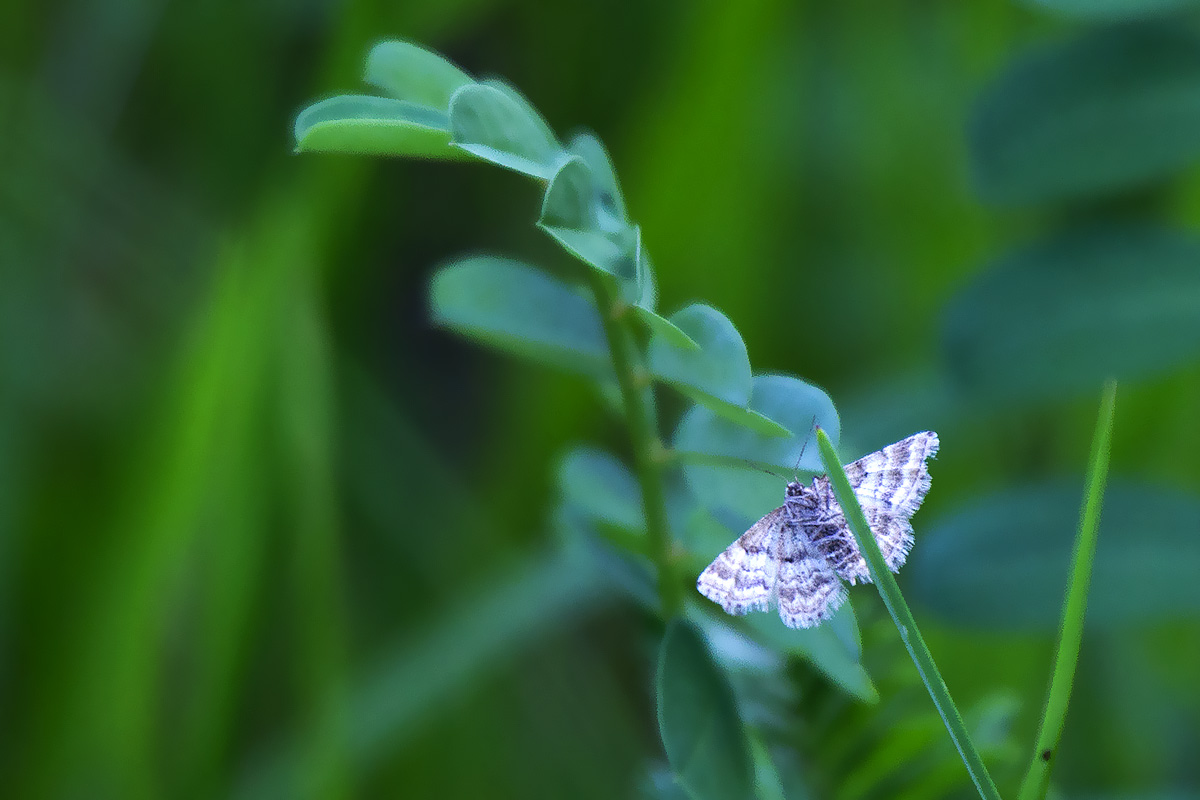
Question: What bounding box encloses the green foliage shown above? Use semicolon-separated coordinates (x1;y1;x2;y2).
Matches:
294;95;462;159
739;609;878;703
674;375;837;519
429;256;611;378
1019;381;1118;800
294;40;474;160
1016;0;1200;20
816;429;1004;800
558;447;644;532
656;620;754;800
539;156;639;282
646;304;753;410
12;3;1200;800
940;224;1200;400
293;38;878;795
910;480;1200;630
969;24;1200;205
285;24;1200;795
449;82;563;178
943;226;1200;402
363;40;473;106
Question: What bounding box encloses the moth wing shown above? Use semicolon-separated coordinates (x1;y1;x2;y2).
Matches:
696;507;784;616
815;431;939;581
843;431;939;519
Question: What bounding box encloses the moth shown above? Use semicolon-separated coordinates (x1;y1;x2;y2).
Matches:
696;431;939;629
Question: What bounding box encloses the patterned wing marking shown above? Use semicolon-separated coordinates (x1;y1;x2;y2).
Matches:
861;506;915;573
696;507;784;616
843;430;939;516
814;431;939;583
775;527;845;629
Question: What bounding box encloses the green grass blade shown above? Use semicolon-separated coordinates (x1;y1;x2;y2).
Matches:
815;429;1003;800
276;264;352;800
1017;379;1118;800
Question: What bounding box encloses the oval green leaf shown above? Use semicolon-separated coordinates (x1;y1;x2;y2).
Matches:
1016;0;1200;21
742;610;877;703
363;40;474;109
480;79;560;155
657;619;754;800
648;304;752;409
557;446;643;531
943;225;1200;403
293;95;467;159
567;131;629;226
429;256;610;378
674;375;839;520
908;482;1200;631
633;307;699;351
969;25;1200;205
538;156;638;281
449;82;563;179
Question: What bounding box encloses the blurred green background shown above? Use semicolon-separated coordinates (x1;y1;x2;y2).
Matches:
4;1;1200;798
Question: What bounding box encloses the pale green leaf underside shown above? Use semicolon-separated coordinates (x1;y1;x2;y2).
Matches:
429;256;610;378
449;83;564;179
742;612;877;703
633;307;699;351
675;375;839;520
363;40;474;108
567;131;629;223
648;303;753;410
538;156;637;282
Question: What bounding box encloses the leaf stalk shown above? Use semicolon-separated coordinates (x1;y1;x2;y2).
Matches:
586;272;682;618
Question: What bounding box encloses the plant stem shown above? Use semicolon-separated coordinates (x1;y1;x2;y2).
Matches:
815;429;1003;800
1017;379;1117;800
586;273;682;618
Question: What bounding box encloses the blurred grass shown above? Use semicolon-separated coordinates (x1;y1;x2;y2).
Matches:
1019;380;1117;800
4;1;1200;799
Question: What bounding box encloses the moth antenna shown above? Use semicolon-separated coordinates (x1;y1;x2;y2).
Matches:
792;415;819;479
753;463;789;482
705;456;789;482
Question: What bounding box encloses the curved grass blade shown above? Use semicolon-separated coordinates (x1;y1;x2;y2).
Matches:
1017;380;1117;800
815;428;1003;800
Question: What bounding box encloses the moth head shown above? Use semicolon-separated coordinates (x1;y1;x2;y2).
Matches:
785;481;804;498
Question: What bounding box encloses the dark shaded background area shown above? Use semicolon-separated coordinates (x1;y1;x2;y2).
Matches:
3;1;1200;798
